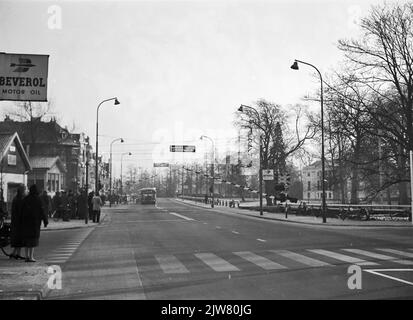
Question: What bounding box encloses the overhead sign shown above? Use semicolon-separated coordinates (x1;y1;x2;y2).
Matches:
169;145;196;152
0;53;49;101
153;162;169;167
262;169;274;181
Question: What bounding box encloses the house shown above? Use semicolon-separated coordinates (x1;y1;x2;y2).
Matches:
28;156;66;195
302;160;336;203
0;132;31;212
0;116;90;192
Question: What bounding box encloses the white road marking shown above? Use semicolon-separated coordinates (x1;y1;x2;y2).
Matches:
271;250;331;267
377;249;413;259
232;231;240;234
257;239;267;242
195;253;240;272
168;212;194;221
343;249;413;265
155;254;189;274
234;251;286;270
364;269;413;286
309;249;379;266
216;226;222;229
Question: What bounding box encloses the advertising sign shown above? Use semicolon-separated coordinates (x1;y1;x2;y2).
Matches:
0;53;49;101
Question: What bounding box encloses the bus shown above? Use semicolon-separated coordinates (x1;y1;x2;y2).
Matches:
139;187;156;204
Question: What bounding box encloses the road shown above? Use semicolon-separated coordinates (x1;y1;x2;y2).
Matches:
43;198;413;300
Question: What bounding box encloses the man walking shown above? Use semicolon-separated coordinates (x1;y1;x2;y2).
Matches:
92;191;103;223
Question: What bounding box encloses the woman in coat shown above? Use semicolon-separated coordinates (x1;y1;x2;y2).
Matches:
9;184;26;260
21;185;48;262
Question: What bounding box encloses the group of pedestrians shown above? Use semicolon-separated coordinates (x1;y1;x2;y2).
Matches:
8;184;104;263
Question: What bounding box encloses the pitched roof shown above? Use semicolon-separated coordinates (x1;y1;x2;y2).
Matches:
29;156;66;172
0;132;31;171
0;119;79;146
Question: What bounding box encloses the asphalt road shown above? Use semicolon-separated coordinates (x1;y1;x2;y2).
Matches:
44;198;413;300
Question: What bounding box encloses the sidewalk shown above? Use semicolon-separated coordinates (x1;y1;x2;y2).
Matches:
174;198;413;228
0;209;109;300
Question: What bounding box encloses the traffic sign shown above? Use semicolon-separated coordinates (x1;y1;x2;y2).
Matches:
262;169;274;181
153;162;169;167
169;145;196;152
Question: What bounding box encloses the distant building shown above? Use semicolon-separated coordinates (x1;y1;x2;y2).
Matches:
302;160;336;203
0;132;31;212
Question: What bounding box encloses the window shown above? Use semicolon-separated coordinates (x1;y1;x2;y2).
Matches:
307;172;310;177
307;192;310;199
9;146;16;152
307;181;311;191
7;154;16;165
329;192;332;199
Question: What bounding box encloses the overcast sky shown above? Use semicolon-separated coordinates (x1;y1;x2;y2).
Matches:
0;0;401;175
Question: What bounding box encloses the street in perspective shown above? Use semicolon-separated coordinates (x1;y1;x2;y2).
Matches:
1;0;413;305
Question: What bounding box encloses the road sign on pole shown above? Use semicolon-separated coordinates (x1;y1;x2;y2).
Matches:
262;169;274;181
153;162;169;167
169;145;196;152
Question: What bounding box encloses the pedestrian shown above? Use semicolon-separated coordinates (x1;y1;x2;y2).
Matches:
52;191;62;219
9;184;26;260
92;191;103;223
61;191;70;221
88;191;94;221
40;190;51;219
77;189;88;224
20;185;48;262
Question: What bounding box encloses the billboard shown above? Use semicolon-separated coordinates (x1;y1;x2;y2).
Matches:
0;53;49;101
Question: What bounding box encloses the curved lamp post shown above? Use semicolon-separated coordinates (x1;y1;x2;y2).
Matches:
95;97;120;193
291;59;326;223
200;135;215;208
109;137;124;206
237;104;263;216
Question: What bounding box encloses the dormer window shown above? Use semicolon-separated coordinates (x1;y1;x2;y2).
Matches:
61;131;68;139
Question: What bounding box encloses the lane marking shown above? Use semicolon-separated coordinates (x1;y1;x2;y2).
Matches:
271;250;331;267
168;212;194;221
308;249;379;266
364;269;413;286
257;239;267;242
343;249;413;265
155;254;189;274
216;226;222;229
234;251;286;270
195;253;240;272
377;248;413;259
232;231;240;234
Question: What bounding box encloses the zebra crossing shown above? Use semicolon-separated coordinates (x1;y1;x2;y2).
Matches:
141;248;413;275
45;229;93;265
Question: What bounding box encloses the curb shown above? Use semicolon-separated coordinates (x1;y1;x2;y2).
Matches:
173;199;413;229
40;211;108;232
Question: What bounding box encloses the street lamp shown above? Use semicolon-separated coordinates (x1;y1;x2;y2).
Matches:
291;59;326;223
95;97;120;194
109;137;124;206
237;104;263;216
120;152;132;198
200;135;215;208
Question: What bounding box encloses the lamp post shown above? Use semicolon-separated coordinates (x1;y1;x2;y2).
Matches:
120;152;132;199
237;104;263;216
291;59;326;223
200;135;215;208
95;97;120;194
109;137;124;207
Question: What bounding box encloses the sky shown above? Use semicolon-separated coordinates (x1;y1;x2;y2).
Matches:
0;0;402;176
